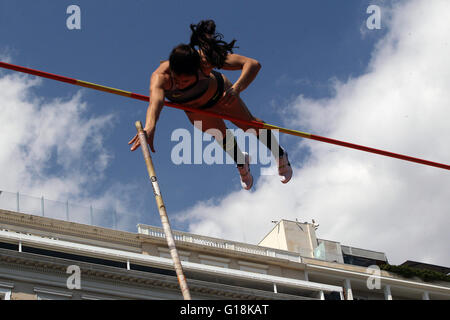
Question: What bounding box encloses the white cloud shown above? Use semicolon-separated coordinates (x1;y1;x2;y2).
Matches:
176;0;450;266
0;72;111;196
0;63;138;229
0;50;14;64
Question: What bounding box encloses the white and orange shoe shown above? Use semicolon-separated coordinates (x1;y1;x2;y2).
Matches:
237;152;253;190
278;149;292;184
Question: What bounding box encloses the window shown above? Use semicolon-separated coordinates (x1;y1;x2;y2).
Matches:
34;287;72;300
239;265;267;274
0;282;13;300
22;246;126;269
343;254;380;267
325;292;342;300
81;294;113;300
157;247;190;262
238;261;269;275
198;254;230;268
0;289;12;300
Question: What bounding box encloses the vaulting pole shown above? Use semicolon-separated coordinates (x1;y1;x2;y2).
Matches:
135;121;191;300
1;61;449;171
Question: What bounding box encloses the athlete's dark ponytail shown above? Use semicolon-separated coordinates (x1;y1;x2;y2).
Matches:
189;20;238;69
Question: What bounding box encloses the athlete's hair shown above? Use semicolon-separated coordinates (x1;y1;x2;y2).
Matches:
189;19;238;69
169;44;201;76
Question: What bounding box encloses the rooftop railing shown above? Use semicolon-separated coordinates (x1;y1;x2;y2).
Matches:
138;224;302;263
0;190;141;233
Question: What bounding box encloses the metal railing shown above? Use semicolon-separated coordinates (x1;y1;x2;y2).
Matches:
0;190;141;233
138;224;302;263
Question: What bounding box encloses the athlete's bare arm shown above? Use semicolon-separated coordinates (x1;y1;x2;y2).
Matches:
222;54;261;92
129;62;170;152
220;53;261;105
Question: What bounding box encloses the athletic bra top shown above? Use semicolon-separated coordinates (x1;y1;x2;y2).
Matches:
164;70;212;104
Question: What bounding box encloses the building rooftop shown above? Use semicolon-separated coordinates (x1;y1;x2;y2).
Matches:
400;261;450;275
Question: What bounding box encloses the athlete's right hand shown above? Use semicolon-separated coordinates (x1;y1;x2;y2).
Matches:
128;127;156;153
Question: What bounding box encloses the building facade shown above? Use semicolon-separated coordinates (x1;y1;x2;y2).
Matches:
0;209;449;300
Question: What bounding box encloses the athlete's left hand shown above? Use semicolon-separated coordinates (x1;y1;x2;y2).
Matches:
220;86;240;106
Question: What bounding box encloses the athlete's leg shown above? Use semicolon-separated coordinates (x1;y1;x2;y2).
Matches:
184;111;253;189
213;75;292;184
214;75;285;160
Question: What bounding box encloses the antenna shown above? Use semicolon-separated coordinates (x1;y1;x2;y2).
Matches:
312;219;320;230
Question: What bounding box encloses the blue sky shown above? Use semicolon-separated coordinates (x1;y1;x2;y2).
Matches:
2;1;449;265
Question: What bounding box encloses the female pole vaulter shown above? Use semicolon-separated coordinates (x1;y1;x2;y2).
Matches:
129;20;292;190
